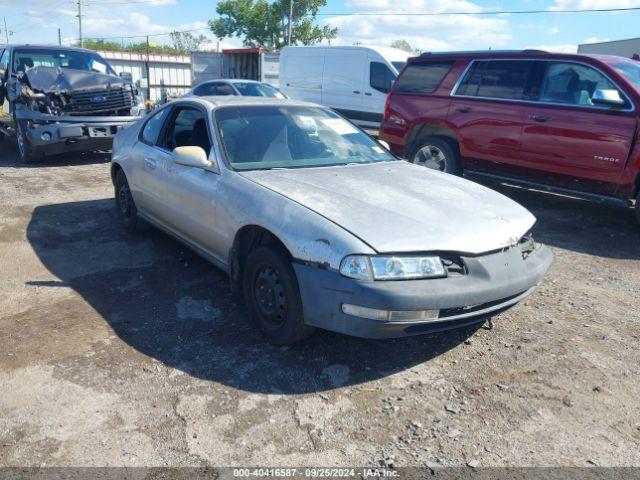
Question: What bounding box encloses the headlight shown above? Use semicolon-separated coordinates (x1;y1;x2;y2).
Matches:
339;255;446;280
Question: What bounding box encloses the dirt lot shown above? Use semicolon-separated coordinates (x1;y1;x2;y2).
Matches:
1;140;639;469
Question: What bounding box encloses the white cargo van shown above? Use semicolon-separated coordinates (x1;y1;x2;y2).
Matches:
280;46;409;128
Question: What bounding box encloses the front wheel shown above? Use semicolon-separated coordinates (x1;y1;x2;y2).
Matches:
15;120;42;164
409;137;461;175
242;245;315;345
635;191;640;226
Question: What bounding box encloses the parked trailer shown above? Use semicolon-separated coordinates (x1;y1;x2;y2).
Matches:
191;48;280;88
98;50;192;103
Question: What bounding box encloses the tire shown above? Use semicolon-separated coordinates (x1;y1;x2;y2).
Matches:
15;119;42;164
242;245;315;345
114;169;143;234
636;191;640;226
409;136;461;175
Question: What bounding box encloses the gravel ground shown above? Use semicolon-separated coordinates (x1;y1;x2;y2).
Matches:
1;140;639;468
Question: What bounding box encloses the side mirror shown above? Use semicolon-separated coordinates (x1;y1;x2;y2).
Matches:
592;89;625;107
172;146;213;169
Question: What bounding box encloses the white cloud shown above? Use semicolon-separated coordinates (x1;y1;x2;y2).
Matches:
582;36;610;44
550;26;560;34
322;0;512;51
526;44;578;53
549;0;640;10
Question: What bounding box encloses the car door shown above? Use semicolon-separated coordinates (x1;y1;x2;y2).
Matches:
0;49;11;123
365;60;396;125
321;49;366;119
154;104;223;258
519;60;636;195
449;59;535;174
128;106;174;218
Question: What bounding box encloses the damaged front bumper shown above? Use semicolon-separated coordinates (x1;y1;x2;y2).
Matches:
293;243;554;339
15;105;142;155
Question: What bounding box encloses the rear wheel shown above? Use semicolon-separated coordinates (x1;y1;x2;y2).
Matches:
15;120;42;164
114;169;143;234
409;136;461;175
243;245;315;345
635;191;640;226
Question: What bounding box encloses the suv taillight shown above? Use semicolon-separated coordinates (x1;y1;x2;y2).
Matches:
383;93;391;121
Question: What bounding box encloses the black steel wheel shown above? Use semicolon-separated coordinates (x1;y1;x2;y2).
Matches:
114;169;142;234
243;245;315;345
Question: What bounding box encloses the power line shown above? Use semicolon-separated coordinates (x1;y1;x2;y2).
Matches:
315;6;640;16
83;27;210;41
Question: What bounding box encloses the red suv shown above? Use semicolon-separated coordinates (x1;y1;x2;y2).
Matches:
379;50;640;223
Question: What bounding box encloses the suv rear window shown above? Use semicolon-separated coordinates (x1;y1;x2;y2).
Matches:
394;61;454;94
456;60;535;100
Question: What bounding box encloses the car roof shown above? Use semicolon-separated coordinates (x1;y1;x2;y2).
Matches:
413;49;630;62
199;79;265;85
186;96;318;109
3;44;95;54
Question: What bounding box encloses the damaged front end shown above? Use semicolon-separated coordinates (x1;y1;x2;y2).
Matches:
10;66;144;156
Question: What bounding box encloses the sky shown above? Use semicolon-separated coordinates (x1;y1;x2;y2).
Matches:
1;0;639;53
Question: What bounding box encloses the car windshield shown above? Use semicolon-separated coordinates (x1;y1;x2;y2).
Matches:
608;58;640;91
392;61;406;73
233;82;285;98
215;105;396;171
12;48;116;75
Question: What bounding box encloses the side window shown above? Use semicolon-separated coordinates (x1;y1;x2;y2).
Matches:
370;62;395;93
140;107;172;146
394;61;454;94
193;83;217;96
456;60;535;100
539;62;622;107
159;107;211;154
215;83;236;96
0;50;9;77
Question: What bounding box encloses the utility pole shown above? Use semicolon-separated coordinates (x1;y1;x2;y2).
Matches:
58;28;62;46
287;0;293;46
3;17;10;44
77;0;83;47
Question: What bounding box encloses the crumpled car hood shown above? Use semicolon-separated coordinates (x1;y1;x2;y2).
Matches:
240;161;536;255
22;66;125;92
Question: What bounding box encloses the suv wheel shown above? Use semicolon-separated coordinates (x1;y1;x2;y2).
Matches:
243;245;315;345
409;137;461;175
15;120;42;164
636;191;640;226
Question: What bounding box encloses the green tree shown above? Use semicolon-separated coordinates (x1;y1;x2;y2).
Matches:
169;31;209;53
209;0;337;50
390;39;420;55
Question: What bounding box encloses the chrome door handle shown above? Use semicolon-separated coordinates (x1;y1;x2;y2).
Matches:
145;158;157;170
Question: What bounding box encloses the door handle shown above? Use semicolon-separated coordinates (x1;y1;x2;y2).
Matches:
145;158;157;170
528;114;549;123
353;90;361;94
364;92;372;96
455;105;471;113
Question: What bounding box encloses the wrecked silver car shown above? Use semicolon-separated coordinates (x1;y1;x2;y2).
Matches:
0;45;144;162
111;97;553;345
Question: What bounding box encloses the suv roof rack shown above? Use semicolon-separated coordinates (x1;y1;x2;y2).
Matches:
419;49;549;56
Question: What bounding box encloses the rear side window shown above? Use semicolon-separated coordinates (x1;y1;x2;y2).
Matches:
370;62;396;93
193;82;217;96
141;107;171;146
456;60;535;100
394;61;454;94
215;83;236;95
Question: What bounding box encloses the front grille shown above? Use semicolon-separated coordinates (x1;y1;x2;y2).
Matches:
67;86;134;115
439;291;525;319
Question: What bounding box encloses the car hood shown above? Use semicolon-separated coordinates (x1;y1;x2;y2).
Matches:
22;66;126;93
240;161;536;255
